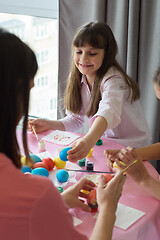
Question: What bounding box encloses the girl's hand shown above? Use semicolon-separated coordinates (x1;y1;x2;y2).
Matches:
67;137;92;162
104;149;120;168
61;178;96;212
115;147;150;184
28;118;53;133
97;168;125;212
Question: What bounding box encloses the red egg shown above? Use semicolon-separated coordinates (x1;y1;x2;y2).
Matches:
103;173;114;183
87;189;98;212
42;158;55;170
32;162;49;171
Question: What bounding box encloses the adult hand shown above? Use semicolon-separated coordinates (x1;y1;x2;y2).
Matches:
104;149;120;168
97;168;125;212
67;137;92;162
61;178;96;212
115;147;150;184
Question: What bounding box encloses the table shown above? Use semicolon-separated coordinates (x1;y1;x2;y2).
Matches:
17;128;160;240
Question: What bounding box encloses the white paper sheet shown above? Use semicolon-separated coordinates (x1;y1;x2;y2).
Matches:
94;203;145;230
42;130;80;145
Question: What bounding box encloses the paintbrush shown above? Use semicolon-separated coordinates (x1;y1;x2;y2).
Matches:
121;159;138;173
29;120;39;142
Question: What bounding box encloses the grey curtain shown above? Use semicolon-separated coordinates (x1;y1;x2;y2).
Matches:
58;0;160;146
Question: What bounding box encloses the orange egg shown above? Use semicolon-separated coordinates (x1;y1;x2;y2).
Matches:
42;158;55;170
32;162;49;171
87;189;98;212
102;173;114;183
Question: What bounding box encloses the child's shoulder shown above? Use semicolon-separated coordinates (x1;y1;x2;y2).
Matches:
102;66;124;84
105;66;122;78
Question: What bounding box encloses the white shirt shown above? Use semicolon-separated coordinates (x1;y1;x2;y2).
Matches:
60;67;151;148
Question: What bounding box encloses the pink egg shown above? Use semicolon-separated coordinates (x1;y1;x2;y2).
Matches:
42;158;55;171
32;162;49;171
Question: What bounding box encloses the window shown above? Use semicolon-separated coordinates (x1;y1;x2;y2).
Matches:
0;0;58;119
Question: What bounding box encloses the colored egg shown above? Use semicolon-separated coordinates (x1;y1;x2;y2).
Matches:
29;154;41;163
59;147;72;161
87;189;98;212
33;162;49;171
21;165;31;173
21;156;32;168
42;158;55;170
21;156;26;165
102;173;114;183
54;156;66;169
56;169;69;182
31;167;49;177
81;189;89;194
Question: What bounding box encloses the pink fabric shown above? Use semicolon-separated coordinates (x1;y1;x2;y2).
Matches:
60;66;151;148
0;153;88;240
19;129;160;240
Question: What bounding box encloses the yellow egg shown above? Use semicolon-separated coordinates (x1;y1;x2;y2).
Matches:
21;156;33;168
21;156;26;165
81;189;89;194
54;156;66;169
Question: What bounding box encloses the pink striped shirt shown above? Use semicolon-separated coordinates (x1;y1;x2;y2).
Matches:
60;66;151;148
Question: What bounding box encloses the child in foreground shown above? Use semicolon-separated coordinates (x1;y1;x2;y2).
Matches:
30;21;150;162
0;28;125;240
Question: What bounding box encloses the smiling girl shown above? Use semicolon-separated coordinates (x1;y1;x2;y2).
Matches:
30;21;150;162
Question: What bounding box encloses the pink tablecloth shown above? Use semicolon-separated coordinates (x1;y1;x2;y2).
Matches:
17;129;160;240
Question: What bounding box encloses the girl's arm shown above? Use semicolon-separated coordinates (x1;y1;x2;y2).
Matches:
67;116;107;162
104;142;160;169
135;142;160;160
140;175;160;200
84;116;108;147
29;118;65;133
115;147;160;200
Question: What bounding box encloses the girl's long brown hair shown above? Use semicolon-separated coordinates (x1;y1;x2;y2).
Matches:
64;22;140;116
0;29;38;168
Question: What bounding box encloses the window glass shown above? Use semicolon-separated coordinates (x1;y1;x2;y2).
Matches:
0;12;58;119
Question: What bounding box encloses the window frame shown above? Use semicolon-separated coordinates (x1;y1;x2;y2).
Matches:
0;0;58;18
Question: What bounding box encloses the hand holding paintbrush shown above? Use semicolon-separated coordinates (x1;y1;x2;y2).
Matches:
29;119;39;142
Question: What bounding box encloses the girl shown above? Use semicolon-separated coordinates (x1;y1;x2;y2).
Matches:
0;28;125;240
30;21;150;162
